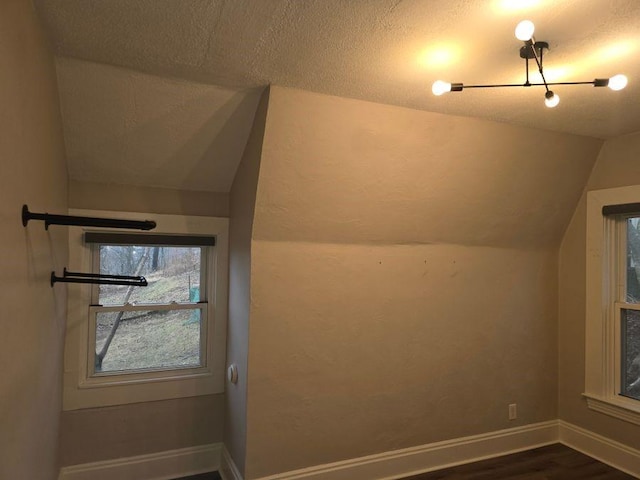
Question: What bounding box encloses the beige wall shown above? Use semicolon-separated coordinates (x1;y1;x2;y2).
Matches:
252;89;601;249
59;183;228;466
58;395;224;466
248;241;560;477
0;1;68;478
558;131;640;449
225;88;271;477
69;180;229;217
239;87;602;478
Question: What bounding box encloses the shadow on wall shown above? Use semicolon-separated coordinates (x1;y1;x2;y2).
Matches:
58;57;264;195
176;89;264;193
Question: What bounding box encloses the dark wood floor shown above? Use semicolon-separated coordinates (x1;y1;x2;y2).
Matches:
173;444;634;480
174;472;221;480
402;444;635;479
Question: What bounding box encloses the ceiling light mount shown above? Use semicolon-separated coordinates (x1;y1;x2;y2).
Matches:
432;20;627;108
519;41;548;60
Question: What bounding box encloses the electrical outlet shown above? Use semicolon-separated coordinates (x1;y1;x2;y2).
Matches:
509;403;517;420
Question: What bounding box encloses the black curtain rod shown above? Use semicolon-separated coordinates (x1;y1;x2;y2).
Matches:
22;205;156;231
51;268;148;287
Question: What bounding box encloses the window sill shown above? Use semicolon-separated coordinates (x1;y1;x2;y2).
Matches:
583;393;640;426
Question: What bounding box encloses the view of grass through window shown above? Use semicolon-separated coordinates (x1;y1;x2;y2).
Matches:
624;217;640;400
94;245;203;374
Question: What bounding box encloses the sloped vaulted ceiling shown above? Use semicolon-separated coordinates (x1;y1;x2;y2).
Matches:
35;0;640;192
55;58;261;192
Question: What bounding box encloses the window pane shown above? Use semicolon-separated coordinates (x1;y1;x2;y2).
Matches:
95;309;202;374
626;217;640;302
621;308;640;400
98;246;202;305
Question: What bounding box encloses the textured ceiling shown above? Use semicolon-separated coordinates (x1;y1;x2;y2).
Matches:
35;0;640;191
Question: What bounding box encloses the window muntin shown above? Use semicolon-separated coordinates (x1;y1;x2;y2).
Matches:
90;243;209;378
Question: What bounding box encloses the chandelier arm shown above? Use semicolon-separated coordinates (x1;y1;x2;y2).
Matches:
528;41;549;92
456;81;598;90
462;83;528;88
544;81;597;86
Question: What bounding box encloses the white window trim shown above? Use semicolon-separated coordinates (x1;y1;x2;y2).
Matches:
63;209;228;410
585;186;640;425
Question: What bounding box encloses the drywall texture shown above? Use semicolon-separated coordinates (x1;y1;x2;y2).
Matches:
56;57;262;192
225;88;271;477
58;395;224;466
69;180;229;217
253;88;602;248
248;241;559;477
558;131;640;449
0;1;68;478
241;87;602;478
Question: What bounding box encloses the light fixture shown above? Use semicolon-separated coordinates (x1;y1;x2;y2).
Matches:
608;74;628;91
514;20;535;41
544;90;560;108
432;20;628;108
431;80;452;96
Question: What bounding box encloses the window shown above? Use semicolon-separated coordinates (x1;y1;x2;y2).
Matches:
63;211;228;410
620;217;640;401
87;234;214;378
585;187;640;425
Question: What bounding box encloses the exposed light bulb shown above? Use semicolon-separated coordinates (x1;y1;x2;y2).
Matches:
608;74;628;91
545;91;560;108
432;80;452;96
515;20;535;41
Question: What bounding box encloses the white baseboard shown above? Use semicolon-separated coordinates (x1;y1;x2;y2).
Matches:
558;420;640;479
220;447;244;480
56;422;640;480
58;443;222;480
257;421;558;480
